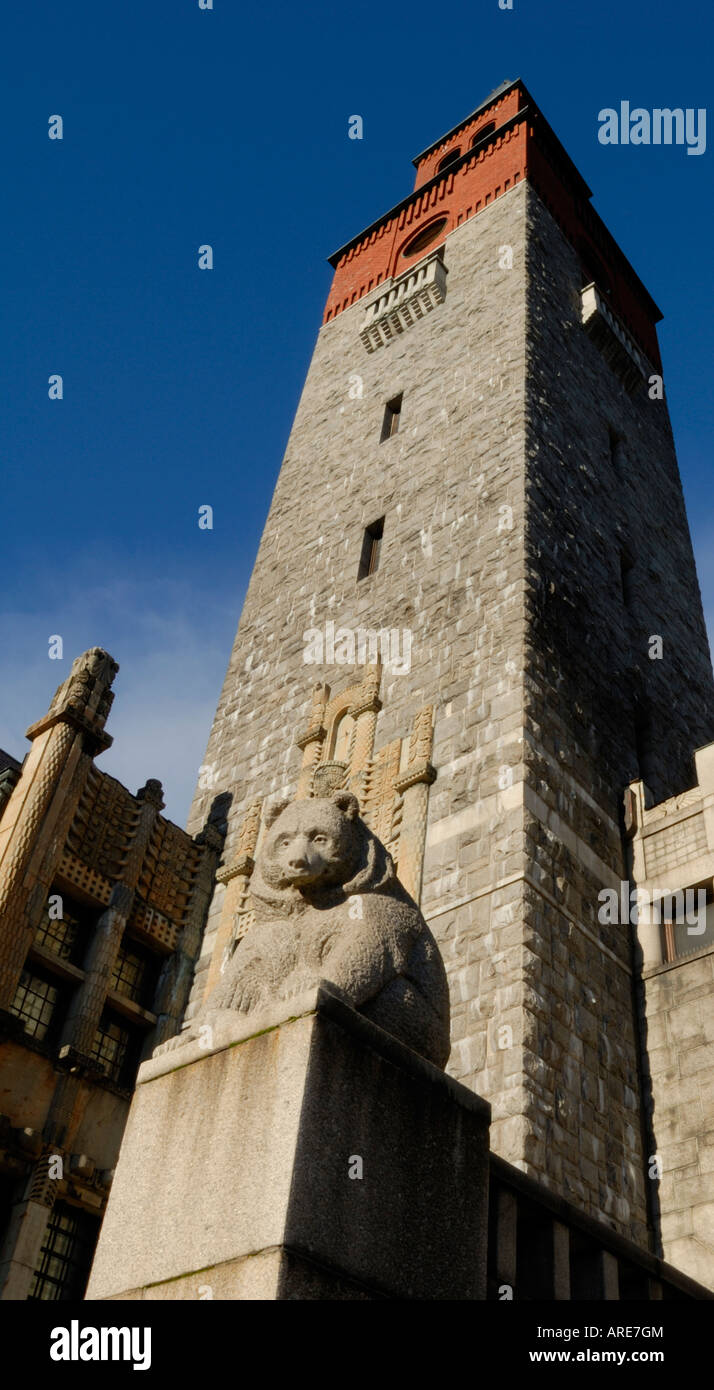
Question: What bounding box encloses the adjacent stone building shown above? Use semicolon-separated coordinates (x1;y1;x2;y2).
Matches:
626;744;714;1284
0;649;225;1299
184;79;714;1285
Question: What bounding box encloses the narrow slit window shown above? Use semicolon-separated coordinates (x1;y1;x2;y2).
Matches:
609;428;625;479
634;703;653;786
358;517;384;581
620;550;635;608
380;394;402;442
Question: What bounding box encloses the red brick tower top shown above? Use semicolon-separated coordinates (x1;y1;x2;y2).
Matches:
324;79;662;368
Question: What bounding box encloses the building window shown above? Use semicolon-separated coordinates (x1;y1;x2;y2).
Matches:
110;939;157;1009
620;550;635;608
90;1011;138;1086
357;517;384;581
380;394;402;442
28;1201;100;1301
400;217;447;261
9;968;65;1042
471;122;495;146
663;894;714;962
437;147;461;172
608;428;625;480
34;892;92;965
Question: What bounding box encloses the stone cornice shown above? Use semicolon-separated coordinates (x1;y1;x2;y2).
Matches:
25;707;113;756
216;855;254;885
296;724;326;751
348;696;382;718
394;763;437;794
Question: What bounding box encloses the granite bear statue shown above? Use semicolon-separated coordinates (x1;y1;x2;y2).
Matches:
206;791;451;1069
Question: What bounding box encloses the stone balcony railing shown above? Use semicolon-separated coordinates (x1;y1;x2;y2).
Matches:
488;1154;711;1300
581;282;650;393
360;249;448;353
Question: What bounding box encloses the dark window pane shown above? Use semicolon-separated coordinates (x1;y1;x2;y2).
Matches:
34;891;93;965
9;969;63;1042
470;121;495;146
110;940;157;1008
357;517;385;582
380;394;402;443
437;147;460;171
28;1202;100;1301
90;1011;140;1086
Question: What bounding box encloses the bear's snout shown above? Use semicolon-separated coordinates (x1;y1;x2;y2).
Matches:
282;834;321;881
287;843;310;871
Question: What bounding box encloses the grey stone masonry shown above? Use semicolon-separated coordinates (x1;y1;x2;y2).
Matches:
185;178;714;1252
187;182;529;1038
519;189;714;1246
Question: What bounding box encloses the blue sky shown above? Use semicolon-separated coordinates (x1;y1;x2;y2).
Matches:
1;0;712;825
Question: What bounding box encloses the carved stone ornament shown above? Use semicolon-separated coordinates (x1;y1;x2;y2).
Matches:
26;646;120;754
312;761;348;796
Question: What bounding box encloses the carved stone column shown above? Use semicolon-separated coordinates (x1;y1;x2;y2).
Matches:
348;665;382;796
58;884;133;1063
295;684;328;798
198;801;259;1008
57;781;165;1063
0;649;118;1013
393;706;436;902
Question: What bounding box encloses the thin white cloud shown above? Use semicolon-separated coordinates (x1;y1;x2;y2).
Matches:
2;528;712;833
0;575;239;828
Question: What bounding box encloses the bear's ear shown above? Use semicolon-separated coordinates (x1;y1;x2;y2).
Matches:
331;791;360;821
263;797;290;829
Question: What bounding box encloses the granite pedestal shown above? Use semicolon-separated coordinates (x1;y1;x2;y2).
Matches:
86;986;490;1300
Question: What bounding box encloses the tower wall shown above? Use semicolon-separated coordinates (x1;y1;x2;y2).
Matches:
187;183;529;1047
514;186;714;1242
186;148;714;1252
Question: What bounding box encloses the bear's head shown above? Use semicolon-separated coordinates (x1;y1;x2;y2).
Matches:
260;792;362;891
253;791;400;907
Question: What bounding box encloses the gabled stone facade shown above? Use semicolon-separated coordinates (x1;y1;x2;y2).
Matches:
0;650;225;1300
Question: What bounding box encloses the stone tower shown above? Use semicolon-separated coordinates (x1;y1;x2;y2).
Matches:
186;80;714;1253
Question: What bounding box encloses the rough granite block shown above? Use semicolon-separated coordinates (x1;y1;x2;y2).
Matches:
87;987;490;1301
